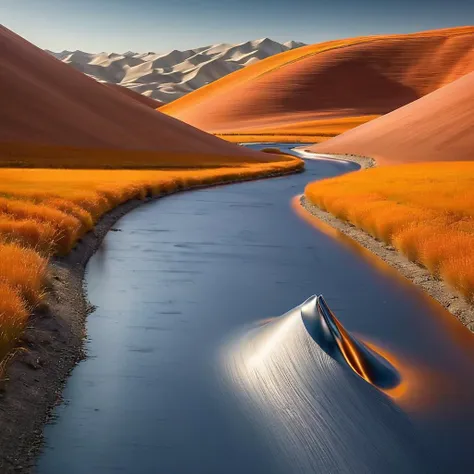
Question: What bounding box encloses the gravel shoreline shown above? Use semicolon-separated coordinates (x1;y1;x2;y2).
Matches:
295;149;376;169
0;165;302;474
300;195;474;330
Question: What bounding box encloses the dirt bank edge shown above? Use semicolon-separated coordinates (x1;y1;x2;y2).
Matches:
300;195;474;330
0;163;303;474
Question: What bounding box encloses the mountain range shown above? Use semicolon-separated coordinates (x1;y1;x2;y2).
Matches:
47;39;305;103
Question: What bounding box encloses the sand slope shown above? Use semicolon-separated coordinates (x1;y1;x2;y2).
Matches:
49;38;305;104
104;83;164;108
161;27;474;139
306;71;474;165
0;25;294;167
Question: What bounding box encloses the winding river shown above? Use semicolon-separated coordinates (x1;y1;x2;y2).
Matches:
36;145;474;473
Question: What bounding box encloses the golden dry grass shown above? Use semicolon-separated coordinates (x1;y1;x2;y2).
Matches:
216;116;379;143
221;116;378;138
0;158;302;361
305;162;474;300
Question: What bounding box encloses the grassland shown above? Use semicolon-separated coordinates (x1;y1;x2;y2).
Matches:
217;116;379;144
305;162;474;301
0;158;302;363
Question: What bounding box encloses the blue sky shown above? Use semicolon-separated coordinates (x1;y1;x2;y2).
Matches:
1;0;473;52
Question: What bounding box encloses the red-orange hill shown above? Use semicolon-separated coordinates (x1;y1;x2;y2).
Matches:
162;26;474;139
104;83;164;109
0;25;291;168
306;70;474;165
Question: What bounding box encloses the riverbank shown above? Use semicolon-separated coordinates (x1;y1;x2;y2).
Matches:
296;150;376;169
0;164;302;474
300;195;474;330
299;149;474;328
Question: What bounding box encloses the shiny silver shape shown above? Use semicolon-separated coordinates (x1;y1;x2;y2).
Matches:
302;295;400;388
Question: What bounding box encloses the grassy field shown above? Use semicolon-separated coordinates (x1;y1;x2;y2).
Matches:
216;116;379;144
0;157;302;362
305;162;474;300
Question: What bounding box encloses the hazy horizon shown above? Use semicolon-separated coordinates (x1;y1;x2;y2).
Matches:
1;0;473;52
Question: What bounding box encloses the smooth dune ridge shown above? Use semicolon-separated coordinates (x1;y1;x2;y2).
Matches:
306;71;474;164
0;25;299;168
49;39;305;103
162;26;474;141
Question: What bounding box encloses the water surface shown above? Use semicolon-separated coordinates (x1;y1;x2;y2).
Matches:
37;145;474;473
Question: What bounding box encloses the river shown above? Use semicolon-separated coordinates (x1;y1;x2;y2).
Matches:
36;144;474;473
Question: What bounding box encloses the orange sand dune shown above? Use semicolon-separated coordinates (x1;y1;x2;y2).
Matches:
307;71;474;165
0;26;288;167
162;27;474;140
104;83;164;109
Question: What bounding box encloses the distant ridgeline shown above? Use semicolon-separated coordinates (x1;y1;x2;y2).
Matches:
46;39;306;104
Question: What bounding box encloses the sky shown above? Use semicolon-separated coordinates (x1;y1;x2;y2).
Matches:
1;0;473;52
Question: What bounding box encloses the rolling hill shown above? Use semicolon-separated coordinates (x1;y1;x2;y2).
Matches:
161;26;474;142
304;70;474;165
48;39;305;104
1;25;298;168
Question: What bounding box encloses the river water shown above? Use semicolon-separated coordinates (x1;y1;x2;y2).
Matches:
36;145;474;473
